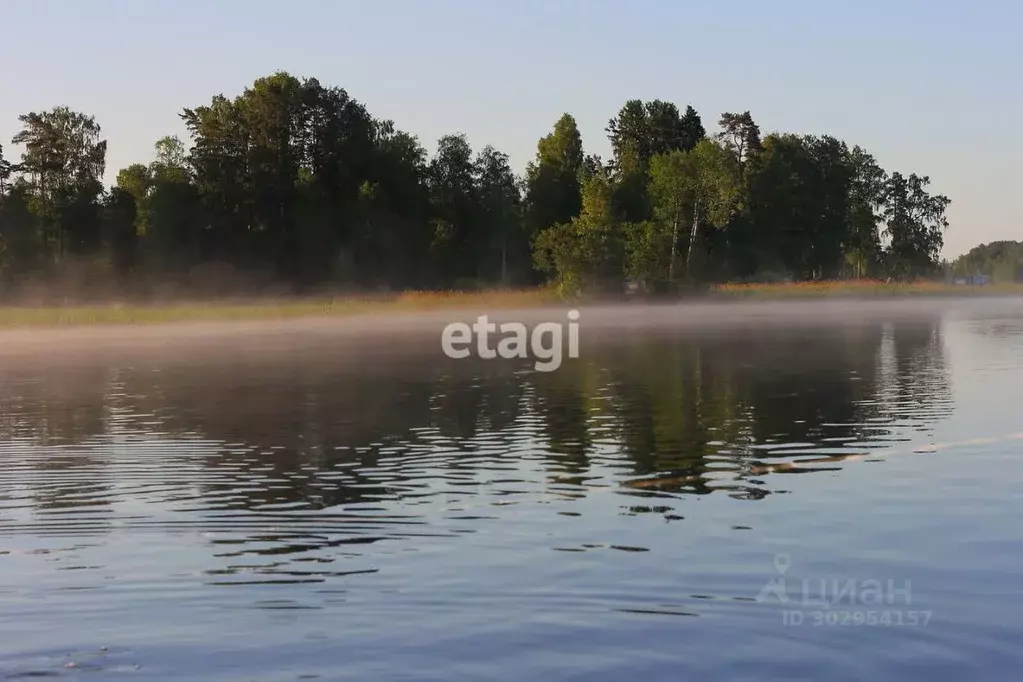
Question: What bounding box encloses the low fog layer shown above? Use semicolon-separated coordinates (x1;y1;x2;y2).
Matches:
1;296;1021;366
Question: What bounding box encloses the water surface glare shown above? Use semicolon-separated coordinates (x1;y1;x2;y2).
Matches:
1;300;1022;681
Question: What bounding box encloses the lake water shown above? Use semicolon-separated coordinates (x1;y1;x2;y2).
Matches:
1;300;1021;681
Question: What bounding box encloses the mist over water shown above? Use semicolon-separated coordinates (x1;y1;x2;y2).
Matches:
1;298;1022;680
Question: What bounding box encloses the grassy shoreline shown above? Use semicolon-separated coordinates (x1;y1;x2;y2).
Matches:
0;280;1020;327
0;288;562;328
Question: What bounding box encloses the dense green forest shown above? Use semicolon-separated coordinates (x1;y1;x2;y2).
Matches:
0;71;952;299
948;241;1023;283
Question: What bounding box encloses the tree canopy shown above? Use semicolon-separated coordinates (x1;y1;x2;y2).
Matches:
0;71;955;299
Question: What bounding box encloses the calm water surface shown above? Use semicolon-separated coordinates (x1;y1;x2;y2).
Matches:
1;301;1022;681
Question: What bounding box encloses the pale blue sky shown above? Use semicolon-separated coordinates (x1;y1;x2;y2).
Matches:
0;0;1018;257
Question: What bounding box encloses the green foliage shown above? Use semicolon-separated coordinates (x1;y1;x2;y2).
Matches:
744;133;849;279
624;219;670;288
0;184;40;278
733;130;946;283
474;146;523;284
606;99;707;224
524;114;584;240
533;168;627;296
844;146;887;278
0;143;13;194
634;140;738;287
608;100;705;171
428;133;477;280
716;111;762;168
881;172;950;278
11;107;107;259
103;187;138;275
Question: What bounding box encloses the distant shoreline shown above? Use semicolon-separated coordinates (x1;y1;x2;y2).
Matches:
706;279;1023;300
0;281;1021;328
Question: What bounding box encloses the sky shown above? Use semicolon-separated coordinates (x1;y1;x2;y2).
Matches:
0;0;1019;258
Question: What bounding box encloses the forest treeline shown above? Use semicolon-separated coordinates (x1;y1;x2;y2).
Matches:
0;71;952;299
948;241;1023;283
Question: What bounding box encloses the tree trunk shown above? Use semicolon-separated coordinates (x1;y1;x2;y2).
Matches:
668;199;680;285
685;198;701;276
